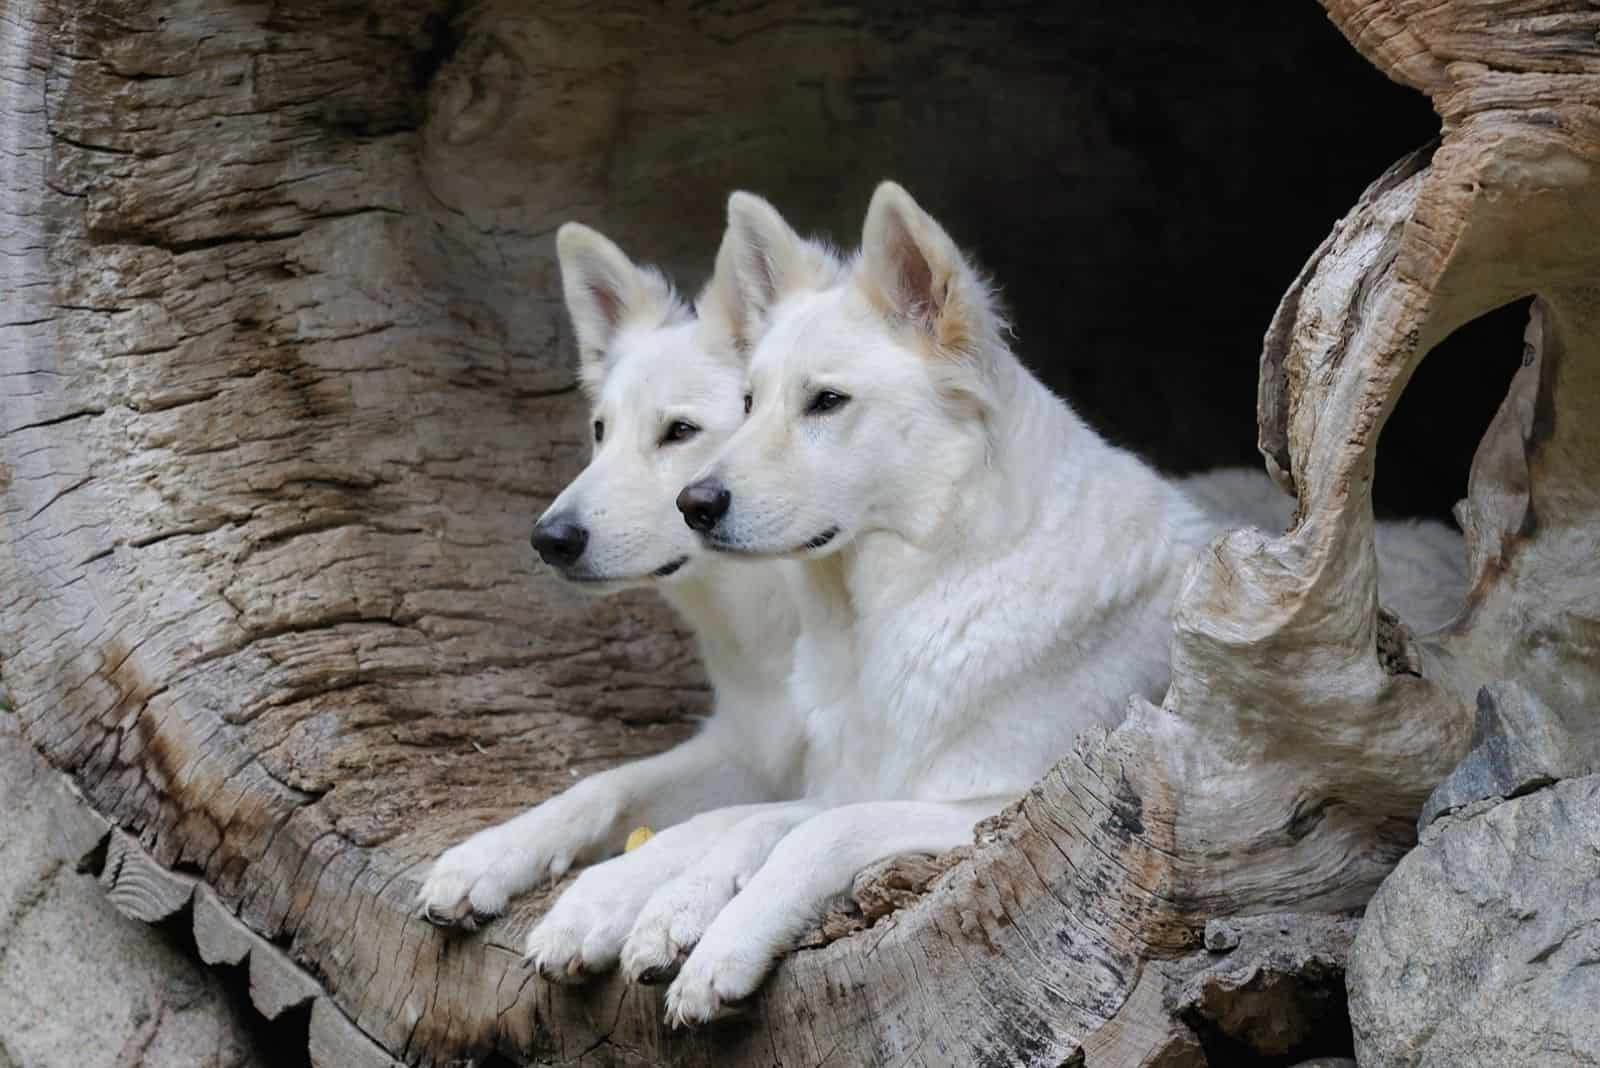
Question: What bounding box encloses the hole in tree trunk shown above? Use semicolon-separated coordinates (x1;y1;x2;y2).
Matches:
1377;298;1532;520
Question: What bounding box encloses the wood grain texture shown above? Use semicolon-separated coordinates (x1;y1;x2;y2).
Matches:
100;829;197;924
310;998;405;1068
2;0;1597;1065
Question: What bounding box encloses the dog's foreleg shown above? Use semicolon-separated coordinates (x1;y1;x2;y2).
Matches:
620;799;822;983
416;727;774;928
664;796;1006;1024
523;798;814;981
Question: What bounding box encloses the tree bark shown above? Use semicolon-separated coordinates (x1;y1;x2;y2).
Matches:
2;1;1597;1066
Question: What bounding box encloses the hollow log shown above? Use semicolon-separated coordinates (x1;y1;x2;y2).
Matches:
2;1;1598;1066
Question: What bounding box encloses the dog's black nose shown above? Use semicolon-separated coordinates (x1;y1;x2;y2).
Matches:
531;514;588;567
677;480;731;532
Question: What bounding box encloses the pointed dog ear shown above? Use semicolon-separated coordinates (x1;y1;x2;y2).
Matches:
858;179;1009;373
701;193;846;355
696;221;750;355
557;223;659;392
858;181;969;333
721;192;813;343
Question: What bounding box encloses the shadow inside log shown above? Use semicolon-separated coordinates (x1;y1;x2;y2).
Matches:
1377;298;1531;521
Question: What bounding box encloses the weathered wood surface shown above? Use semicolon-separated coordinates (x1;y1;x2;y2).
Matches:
2;0;1598;1065
95;828;399;1066
0;2;707;1063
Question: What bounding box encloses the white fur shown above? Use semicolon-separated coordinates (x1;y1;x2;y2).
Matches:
524;802;797;982
416;225;813;961
699;185;1226;800
620;800;820;984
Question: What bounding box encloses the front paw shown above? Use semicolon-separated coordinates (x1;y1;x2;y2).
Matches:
416;832;527;929
522;859;649;984
416;796;602;929
663;931;774;1027
620;870;734;984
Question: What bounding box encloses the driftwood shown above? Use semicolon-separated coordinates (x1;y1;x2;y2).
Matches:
2;1;1598;1065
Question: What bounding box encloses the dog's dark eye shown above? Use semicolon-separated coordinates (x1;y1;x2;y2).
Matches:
593;420;604;443
743;393;752;415
659;420;699;446
806;390;850;415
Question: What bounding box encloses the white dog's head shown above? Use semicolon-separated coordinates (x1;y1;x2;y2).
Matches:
678;183;1007;559
530;223;750;590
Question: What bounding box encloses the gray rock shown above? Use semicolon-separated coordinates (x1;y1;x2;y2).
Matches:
1350;773;1600;1067
0;713;267;1068
1417;681;1585;832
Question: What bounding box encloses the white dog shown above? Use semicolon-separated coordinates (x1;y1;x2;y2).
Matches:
416;224;838;981
661;184;1238;1023
665;184;1466;1023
